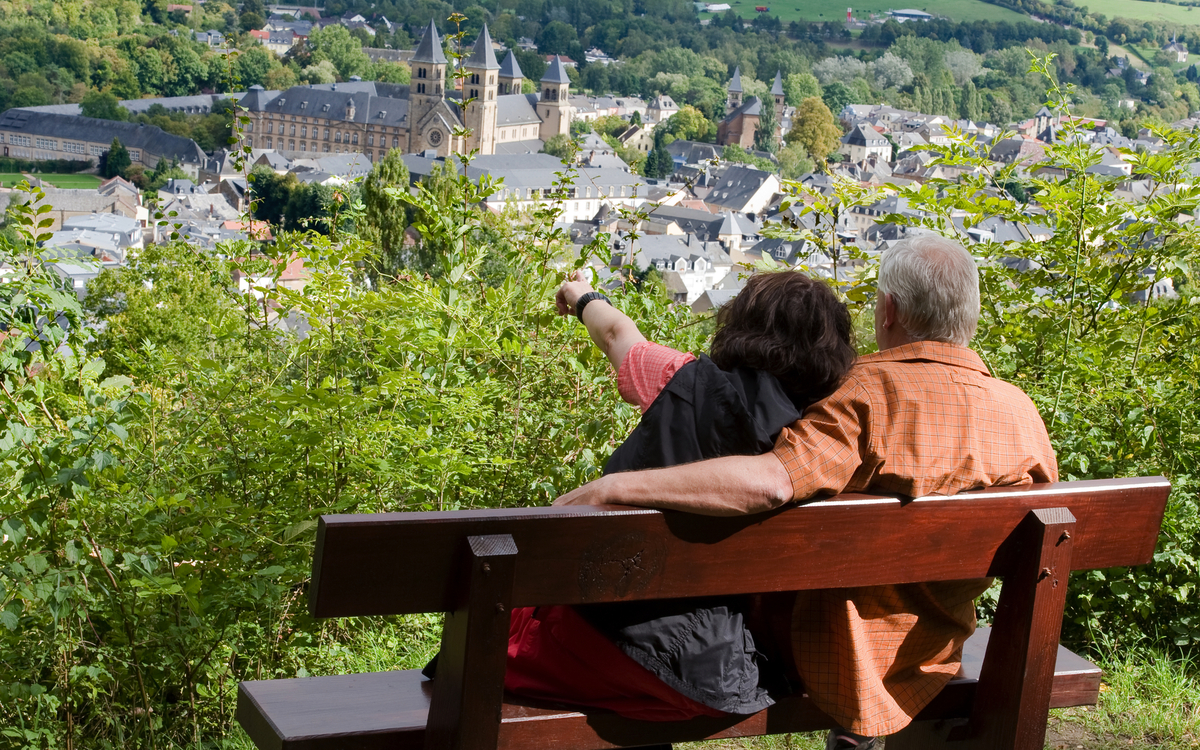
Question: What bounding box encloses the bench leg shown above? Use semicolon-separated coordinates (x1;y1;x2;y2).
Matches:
891;507;1076;750
424;534;518;750
951;507;1077;749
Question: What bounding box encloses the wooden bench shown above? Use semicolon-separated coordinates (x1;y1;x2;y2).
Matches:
237;476;1170;750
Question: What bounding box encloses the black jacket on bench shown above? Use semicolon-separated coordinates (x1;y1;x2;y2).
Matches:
582;355;809;715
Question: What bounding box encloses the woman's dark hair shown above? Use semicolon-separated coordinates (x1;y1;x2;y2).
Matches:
709;271;855;405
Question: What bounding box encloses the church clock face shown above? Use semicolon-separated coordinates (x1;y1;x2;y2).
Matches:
428;129;443;146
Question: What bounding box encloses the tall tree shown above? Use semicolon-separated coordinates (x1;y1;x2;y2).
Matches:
754;98;778;155
787;97;840;162
81;90;127;121
362;149;412;282
101;138;131;178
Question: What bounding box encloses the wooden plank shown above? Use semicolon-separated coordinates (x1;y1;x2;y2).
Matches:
424;535;518;750
964;508;1076;750
310;478;1170;618
235;628;1101;750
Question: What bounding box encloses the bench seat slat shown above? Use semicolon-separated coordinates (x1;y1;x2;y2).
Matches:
310;477;1170;619
236;628;1101;750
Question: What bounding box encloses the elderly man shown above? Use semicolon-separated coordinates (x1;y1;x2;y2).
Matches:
556;235;1058;748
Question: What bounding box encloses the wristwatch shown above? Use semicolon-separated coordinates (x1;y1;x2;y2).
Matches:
575;291;611;323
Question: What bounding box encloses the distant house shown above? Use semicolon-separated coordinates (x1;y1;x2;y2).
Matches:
0;109;207;178
1164;41;1189;64
840;124;891;163
194;29;226;47
647;94;680;124
617;124;654;153
545;54;577;68
888;8;933;21
703;165;780;215
61;213;143;247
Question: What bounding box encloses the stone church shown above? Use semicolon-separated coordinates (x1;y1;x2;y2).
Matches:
238;21;572;160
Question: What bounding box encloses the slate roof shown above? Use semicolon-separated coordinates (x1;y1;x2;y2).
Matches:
721;95;762;122
494;138;545;155
412;20;447;64
542;55;571;84
242;85;410;128
843;123;888;146
771;70;784;96
729;66;743;93
466;25;500;70
647;204;724;239
0;109;206;163
705;164;775;212
496;94;542;126
499;50;524;79
666;139;720;164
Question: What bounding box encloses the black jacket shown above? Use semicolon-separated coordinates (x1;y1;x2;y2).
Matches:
582;355;808;715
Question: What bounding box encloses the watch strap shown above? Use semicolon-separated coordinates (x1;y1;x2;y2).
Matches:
575;291;611;323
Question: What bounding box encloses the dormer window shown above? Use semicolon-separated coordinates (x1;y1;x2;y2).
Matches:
277;98;286;106
301;102;307;109
377;111;386;118
322;104;330;111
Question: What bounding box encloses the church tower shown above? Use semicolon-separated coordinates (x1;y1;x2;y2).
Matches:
409;20;448;153
727;67;743;114
538;55;572;142
771;70;785;123
463;24;501;155
499;50;524;95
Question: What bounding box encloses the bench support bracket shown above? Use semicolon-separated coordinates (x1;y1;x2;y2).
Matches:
890;506;1076;750
425;533;518;750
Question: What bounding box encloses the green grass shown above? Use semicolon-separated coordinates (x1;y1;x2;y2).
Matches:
1078;0;1200;26
0;173;101;189
720;0;1030;24
38;174;101;189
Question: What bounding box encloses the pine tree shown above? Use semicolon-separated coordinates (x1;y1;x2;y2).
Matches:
754;98;778;155
960;81;983;122
101;138;131;179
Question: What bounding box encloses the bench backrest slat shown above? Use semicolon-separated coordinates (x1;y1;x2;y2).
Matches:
310;477;1170;619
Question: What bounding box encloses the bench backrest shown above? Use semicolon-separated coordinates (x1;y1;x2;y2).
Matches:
310;476;1170;619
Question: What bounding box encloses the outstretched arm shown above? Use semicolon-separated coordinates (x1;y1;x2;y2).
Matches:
556;271;646;373
553;451;794;516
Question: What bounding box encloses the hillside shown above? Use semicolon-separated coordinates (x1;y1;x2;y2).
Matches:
757;0;1030;24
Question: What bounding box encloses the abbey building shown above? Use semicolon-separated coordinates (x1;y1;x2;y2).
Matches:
238;21;572;161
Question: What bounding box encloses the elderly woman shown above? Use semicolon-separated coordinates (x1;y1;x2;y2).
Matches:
502;270;857;725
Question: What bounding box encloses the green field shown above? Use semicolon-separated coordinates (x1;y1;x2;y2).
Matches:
38;173;102;188
1080;0;1200;26
724;0;1031;24
0;173;101;189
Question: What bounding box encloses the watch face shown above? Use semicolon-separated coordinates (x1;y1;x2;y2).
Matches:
428;130;443;146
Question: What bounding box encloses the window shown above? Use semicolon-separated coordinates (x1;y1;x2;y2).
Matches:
90;144;106;156
367;134;374;146
470;73;479;84
301;101;308;109
488;90;493;100
323;144;330;152
35;138;56;150
289;140;295;150
418;67;427;79
290;125;296;135
392;136;399;148
324;128;330;140
266;137;273;148
470;88;478;99
63;141;86;154
351;133;358;145
301;126;307;137
417;83;426;94
300;142;307;151
335;131;342;143
247;121;254;132
267;122;274;133
129;149;140;161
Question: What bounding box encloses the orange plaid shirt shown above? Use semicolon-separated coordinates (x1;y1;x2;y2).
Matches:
773;340;1058;735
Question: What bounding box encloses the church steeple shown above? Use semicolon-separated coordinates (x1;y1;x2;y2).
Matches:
408;20;450;155
727;66;743;114
499;50;524;95
464;25;500;154
538;55;572;142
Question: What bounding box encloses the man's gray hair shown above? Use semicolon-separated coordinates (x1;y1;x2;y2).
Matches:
877;235;980;346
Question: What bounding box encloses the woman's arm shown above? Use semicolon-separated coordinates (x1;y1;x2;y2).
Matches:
556;271;646;373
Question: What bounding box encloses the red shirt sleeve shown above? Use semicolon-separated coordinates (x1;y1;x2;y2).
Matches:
616;342;697;413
